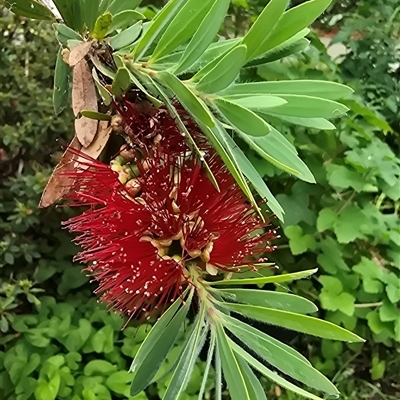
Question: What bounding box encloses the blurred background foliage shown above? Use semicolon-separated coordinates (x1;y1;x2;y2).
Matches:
1;0;399;399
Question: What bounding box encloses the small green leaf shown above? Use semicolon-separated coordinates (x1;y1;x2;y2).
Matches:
219;289;318;314
108;10;145;33
241;0;289;60
107;0;142;15
273;115;336;130
195;45;247;94
4;0;54;20
221;80;353;100
250;0;332;59
215;324;251;400
82;0;99;33
92;69;112;106
92;12;113;39
174;0;231;74
224;95;287;110
224;303;365;342
214;98;271;137
223;315;339;395
80;110;111;121
151;0;216;62
210;268;318;286
231;342;327;400
236;357;268;400
158;71;215;127
52;0;75;28
53;47;71;115
111;67;132;97
54;23;83;45
317;208;337;232
109;21;143;50
129;294;192;396
133;0;188;60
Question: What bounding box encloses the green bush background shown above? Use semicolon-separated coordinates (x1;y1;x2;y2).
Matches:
1;1;399;399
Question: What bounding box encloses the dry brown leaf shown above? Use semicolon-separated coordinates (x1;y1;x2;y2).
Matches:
82;119;112;159
68;40;93;67
39;136;82;208
72;58;98;148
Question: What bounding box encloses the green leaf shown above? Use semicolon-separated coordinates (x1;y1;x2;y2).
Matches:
158;71;215;127
130;292;192;396
224;95;287;110
106;371;132;395
151;0;216;62
108;10;145;33
107;0;142;15
162;311;207;400
333;205;368;244
174;0;231;74
273;115;336;130
261;95;349;119
198;333;216;399
316;208;336;232
92;69;112;106
111;67;132;97
53;23;83;44
92;12;113;39
133;0;188;60
224;303;365;342
215;324;251;400
219;289;318;314
80;110;111;121
284;225;317;255
109;21;142;50
231;342;327;400
82;0;99;33
195;45;247;94
210;268;318;286
53;47;71;115
250;0;332;59
244;38;310;67
223;315;339;395
214;98;271;137
221;80;353;100
4;0;54;20
241;0;289;61
236;128;315;182
236;357;268;400
52;0;75;27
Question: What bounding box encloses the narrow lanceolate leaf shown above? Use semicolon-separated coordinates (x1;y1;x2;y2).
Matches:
198;332;215;400
158;71;215;127
174;0;231;74
231;341;327;400
221;81;354;100
107;0;142;15
260;94;349;119
236;129;315;183
4;0;54;20
53;47;71;115
150;0;216;62
215;324;251;400
53;23;83;44
219;289;318;314
224;95;287;110
92;12;113;39
52;0;75;27
195;45;247;94
130;293;192;396
162;311;207;400
92;69;112;106
214;98;271;137
109;21;142;50
241;0;289;61
80;110;111;121
244;38;310;67
256;0;333;57
224;303;365;342
72;59;98;148
199;122;260;215
236;357;268;400
210;268;318;286
273;115;336;130
133;0;188;60
224;316;339;395
82;0;99;33
210;122;284;219
107;10;145;33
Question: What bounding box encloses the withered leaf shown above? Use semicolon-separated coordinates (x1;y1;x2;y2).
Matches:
39;136;82;208
82;119;112;159
68;40;93;67
72;58;98;148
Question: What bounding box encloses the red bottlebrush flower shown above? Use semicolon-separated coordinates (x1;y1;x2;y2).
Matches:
61;148;277;322
113;97;207;154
